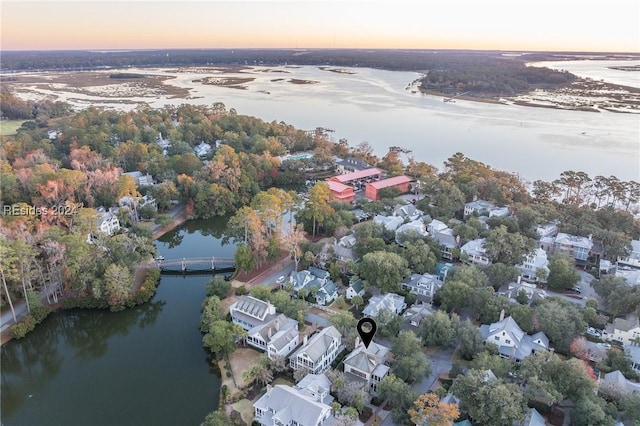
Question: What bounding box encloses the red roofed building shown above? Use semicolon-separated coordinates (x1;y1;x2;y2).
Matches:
329;168;383;185
326;180;356;203
365;175;412;201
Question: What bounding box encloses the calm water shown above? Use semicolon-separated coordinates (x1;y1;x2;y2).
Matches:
20;60;638;182
0;218;235;426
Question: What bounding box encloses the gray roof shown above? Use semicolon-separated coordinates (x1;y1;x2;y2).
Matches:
296;373;332;403
480;316;550;361
292;326;342;363
433;229;458;249
613;316;640;332
344;341;390;374
248;314;298;351
253;385;331;426
362;293;406;317
522;408;546;426
230;295;274;321
349;279;364;294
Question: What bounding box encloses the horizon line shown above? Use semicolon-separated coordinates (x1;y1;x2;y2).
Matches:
2;47;640;55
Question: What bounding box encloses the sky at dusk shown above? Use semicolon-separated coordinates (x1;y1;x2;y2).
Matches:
1;0;639;52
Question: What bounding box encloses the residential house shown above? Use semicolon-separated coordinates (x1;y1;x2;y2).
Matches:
253;383;333;426
194;141;212;158
624;343;640;372
502;278;548;305
480;314;552;362
603;316;640;345
539;232;602;269
617;239;640;270
464;200;494;218
343;340;391;392
246;314;299;360
401;273;444;302
156;133;171;155
288;267;338;306
615;268;640;286
295;373;333;404
96;209;120;236
229;295;277;331
392;203;424;221
362;293;406;318
395;220;428;245
373;214;404;231
517;248;550;283
428;219;459;261
335;157;371;174
123;171;154;187
365;175;412;201
289;326;343;374
599;370;640;395
461;238;491;267
345;278;365;300
402;303;435;330
536;222;558;239
321;234;359;269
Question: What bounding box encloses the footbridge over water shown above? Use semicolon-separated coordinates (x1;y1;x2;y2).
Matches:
152;257;236;274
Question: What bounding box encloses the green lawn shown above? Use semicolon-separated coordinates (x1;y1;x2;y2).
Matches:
0;120;26;136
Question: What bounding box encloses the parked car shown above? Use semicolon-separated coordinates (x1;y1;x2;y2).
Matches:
598;342;612;350
276;276;287;285
587;327;602;337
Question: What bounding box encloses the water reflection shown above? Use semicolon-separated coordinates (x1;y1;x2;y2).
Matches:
1;217;230;426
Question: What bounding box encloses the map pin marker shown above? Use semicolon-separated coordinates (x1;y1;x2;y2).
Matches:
356;318;377;349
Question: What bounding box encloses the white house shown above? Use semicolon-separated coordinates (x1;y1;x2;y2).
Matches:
373;214;404;231
403;303;435;329
617;239;640;270
464;200;494;217
343;340;390;392
480;314;551;362
517;248;550;283
345;279;365;300
229;295;277;331
599;370;640;395
289;326;343;374
253;383;333;426
123;171;154;187
246;314;299;360
502;279;548;304
395;220;428;245
401;273;444;301
392;203;424;221
461;238;491;266
603;316;640;345
96;210;120;236
194;141;212;158
539;232;603;268
362;293;406;318
536;222;558;239
624;343;640;372
296;373;333;404
288;267;338;306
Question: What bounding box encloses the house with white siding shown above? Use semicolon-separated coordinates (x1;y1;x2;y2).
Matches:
246;314;299;360
289;326;343;374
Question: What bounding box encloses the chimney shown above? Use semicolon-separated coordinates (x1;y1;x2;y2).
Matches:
517;275;521;284
499;309;505;321
268;326;272;339
275;319;280;331
588;234;592;241
355;336;361;348
303;335;308;346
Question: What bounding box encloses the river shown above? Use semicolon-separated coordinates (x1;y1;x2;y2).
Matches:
0;217;236;426
11;59;639;182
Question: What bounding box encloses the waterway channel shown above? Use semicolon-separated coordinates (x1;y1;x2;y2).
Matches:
0;217;235;426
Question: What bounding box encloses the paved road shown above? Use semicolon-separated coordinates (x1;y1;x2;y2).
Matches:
0;284;59;333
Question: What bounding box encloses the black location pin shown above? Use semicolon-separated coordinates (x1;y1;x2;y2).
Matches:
356;318;377;349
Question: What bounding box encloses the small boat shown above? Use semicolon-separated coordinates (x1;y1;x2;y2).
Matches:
155;255;165;261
